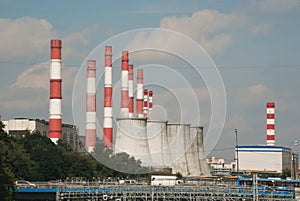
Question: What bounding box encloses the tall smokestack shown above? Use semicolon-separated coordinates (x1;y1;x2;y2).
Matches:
104;46;113;148
120;51;129;117
128;64;134;117
49;39;62;144
86;60;96;153
143;89;148;118
266;102;275;146
148;90;153;118
136;69;143;117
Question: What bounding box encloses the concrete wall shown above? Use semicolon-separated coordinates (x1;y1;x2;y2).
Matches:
166;123;188;176
189;127;202;176
114;118;152;166
147;120;168;167
191;126;211;176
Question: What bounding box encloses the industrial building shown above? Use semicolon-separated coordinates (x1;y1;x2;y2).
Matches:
236;145;295;173
3;118;81;151
207;157;234;176
235;102;299;179
20;40;210;177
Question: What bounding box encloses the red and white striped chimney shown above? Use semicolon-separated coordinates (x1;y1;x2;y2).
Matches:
148;90;153;117
143;89;148;118
86;60;96;153
128;64;134;117
120;51;129;117
49;39;62;144
136;69;144;118
104;46;113;148
266;102;275;146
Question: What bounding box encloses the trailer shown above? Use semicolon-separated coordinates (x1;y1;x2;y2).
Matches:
151;175;182;186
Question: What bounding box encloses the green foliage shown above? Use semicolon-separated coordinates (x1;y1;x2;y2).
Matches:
280;168;291;179
176;172;183;179
0;118;154;199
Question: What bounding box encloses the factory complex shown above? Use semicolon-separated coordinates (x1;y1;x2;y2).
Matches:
2;39;299;179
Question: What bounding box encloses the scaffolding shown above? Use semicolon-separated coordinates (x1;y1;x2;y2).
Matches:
57;185;295;201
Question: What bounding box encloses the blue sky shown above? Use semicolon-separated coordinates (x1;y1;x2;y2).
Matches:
0;0;300;161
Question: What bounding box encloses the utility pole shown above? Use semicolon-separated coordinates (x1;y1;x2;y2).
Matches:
290;140;298;179
235;128;239;177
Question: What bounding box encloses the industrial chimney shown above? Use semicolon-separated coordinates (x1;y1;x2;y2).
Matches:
148;90;153;118
266;102;275;146
49;40;62;144
128;64;134;117
86;60;96;153
120;51;129;117
143;89;148;117
136;69;144;118
104;46;113;148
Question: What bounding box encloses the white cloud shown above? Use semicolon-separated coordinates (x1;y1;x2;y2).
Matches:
252;0;299;13
0;16;100;63
150;87;211;125
11;62;50;89
62;24;100;60
1;62;78;119
11;61;78;91
0;89;47;112
225;114;250;131
160;10;245;54
0;17;56;58
125;10;249;56
251;23;271;34
235;84;273;106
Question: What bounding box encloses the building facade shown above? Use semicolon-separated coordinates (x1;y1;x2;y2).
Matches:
3;118;81;151
236;145;298;176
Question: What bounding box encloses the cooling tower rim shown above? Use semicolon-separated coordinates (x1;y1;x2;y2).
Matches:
116;117;147;121
167;122;191;126
147;120;168;123
190;126;204;129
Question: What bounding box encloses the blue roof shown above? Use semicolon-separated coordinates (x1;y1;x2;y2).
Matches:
236;145;290;151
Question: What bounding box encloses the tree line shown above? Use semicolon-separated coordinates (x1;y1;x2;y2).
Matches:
0;120;152;200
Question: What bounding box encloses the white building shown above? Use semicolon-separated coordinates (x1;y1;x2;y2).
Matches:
236;145;298;174
3;118;82;151
207;157;234;176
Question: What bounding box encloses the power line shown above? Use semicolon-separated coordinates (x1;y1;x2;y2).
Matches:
0;60;300;69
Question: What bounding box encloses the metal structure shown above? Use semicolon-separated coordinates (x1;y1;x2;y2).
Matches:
235;128;239;176
57;186;294;201
15;183;296;201
103;46;113;148
49;39;62;144
86;60;96;153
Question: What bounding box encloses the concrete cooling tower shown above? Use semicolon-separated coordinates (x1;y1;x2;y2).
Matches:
191;126;211;176
114;118;152;166
165;123;190;176
146;120;168;167
185;126;201;177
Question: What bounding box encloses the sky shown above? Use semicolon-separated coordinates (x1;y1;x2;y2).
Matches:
0;0;300;162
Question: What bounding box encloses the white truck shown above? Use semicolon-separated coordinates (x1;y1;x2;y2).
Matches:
150;175;183;186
